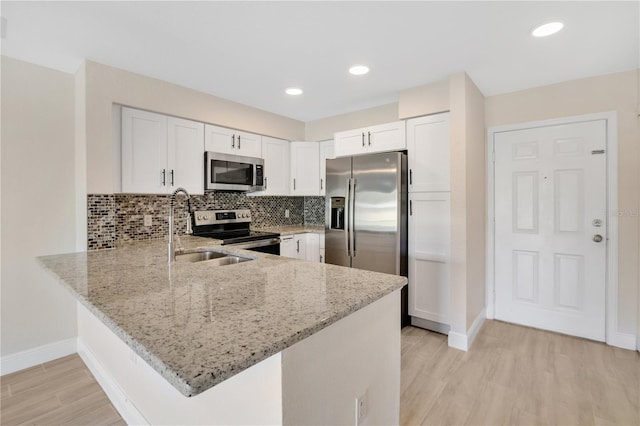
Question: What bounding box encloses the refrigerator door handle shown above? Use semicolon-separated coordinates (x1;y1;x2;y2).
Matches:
351;178;357;256
345;178;351;256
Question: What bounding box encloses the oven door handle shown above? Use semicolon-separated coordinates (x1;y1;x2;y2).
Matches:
225;238;281;250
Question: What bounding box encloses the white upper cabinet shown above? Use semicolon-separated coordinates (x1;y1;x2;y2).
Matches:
406;113;450;192
167;117;205;194
121;107;204;195
122;108;168;194
290;142;320;196
204;124;262;158
334;121;406;157
319;140;335;196
258;136;290;196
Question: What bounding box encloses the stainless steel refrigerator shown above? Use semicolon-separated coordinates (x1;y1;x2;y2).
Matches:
325;152;408;322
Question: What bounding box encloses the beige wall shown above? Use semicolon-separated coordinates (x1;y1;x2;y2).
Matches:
1;57;78;356
398;79;449;120
486;69;640;336
304;102;399;141
81;60;306;194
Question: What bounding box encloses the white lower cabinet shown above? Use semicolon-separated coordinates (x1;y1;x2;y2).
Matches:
280;235;297;258
293;234;307;260
305;233;320;263
319;234;325;263
408;192;451;326
279;233;322;262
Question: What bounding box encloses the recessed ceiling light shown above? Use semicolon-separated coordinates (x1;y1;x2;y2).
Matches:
349;65;370;76
285;87;303;96
531;21;564;37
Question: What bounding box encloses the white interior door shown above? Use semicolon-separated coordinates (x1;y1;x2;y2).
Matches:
494;120;607;341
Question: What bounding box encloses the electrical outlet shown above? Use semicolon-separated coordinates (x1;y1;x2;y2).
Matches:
144;215;152;226
285;209;290;218
355;390;368;425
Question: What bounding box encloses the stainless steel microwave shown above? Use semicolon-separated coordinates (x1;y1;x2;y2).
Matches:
205;151;264;192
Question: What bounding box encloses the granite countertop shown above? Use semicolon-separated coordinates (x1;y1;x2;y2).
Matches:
254;225;325;235
38;236;405;397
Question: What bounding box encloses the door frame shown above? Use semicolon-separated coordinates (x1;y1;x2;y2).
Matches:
486;111;623;347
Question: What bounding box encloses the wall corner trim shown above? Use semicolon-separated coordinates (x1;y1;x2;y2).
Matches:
447;308;486;351
0;338;77;376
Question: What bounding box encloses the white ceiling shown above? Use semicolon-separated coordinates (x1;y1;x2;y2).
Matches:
2;1;638;122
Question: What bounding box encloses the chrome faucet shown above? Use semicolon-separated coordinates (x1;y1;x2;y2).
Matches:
168;187;191;262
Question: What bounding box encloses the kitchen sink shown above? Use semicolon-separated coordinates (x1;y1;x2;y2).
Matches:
175;249;253;265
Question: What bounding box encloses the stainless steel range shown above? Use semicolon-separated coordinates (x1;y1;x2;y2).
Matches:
191;209;280;254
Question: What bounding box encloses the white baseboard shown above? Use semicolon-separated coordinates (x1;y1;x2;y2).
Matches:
447;332;468;351
410;316;450;335
77;338;149;426
447;309;486;352
0;338;77;376
607;331;637;351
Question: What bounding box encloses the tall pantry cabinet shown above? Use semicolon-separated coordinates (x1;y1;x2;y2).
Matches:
407;112;451;333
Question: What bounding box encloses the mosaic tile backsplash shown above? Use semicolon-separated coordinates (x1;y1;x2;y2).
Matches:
87;192;326;250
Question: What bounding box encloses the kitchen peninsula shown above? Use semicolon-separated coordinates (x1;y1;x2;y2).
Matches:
38;236;406;425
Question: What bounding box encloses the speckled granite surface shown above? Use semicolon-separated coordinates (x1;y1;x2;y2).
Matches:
254;225;325;235
37;237;405;397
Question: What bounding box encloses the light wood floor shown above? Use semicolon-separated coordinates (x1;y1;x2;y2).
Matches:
1;321;638;425
1;354;124;425
401;320;640;425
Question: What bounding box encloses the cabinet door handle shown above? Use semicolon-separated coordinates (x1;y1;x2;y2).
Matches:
170;170;174;186
410;200;413;216
264;177;268;190
320;178;323;190
409;169;413;185
296;240;300;253
161;169;166;186
232;135;235;149
368;131;371;146
362;132;365;147
293;178;296;190
238;135;241;149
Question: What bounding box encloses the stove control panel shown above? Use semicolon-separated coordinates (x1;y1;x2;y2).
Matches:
193;209;251;226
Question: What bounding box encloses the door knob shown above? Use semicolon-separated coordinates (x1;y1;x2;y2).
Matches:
592;234;603;243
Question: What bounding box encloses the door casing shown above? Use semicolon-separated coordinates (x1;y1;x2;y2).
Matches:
486;111;624;348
